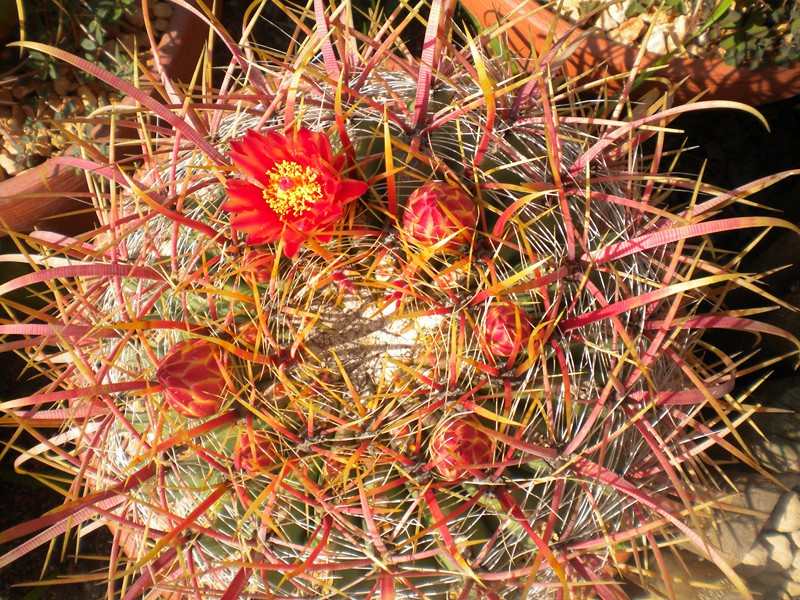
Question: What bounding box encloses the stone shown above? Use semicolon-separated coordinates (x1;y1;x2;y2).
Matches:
639;550;740;599
740;542;769;567
684;473;787;567
743;377;800;474
33;130;52;158
791;529;800;548
52;76;72;97
756;571;787;589
671;14;689;42
685;42;706;59
2;136;20;155
761;531;793;571
134;30;150;48
792;551;800;581
786;580;800;599
7;105;24;135
0;152;20;175
153;18;170;33
607;17;645;46
557;0;583;23
0;152;24;176
773;492;800;533
11;84;33;101
125;6;145;28
151;2;173;19
644;23;670;55
597;1;629;32
76;85;98;113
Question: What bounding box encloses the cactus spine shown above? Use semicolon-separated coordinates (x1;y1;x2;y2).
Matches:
0;1;797;598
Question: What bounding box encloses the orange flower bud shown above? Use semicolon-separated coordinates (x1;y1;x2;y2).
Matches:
242;249;277;283
234;428;275;475
429;416;493;480
402;182;477;250
484;303;532;358
156;339;228;418
235;321;261;349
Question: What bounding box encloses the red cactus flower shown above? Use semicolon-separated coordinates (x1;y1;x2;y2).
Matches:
234;428;275;475
156;339;229;418
402;181;477;250
429;416;494;480
484;303;533;358
223;127;368;258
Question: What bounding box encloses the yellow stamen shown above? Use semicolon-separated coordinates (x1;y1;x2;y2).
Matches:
264;161;323;217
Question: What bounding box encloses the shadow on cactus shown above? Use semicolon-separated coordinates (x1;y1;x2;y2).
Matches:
0;0;799;598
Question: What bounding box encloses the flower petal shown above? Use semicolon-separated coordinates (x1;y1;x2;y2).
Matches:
224;126;368;256
223;180;266;213
337;178;369;202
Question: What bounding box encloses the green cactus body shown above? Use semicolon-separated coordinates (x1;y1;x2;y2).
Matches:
86;63;702;596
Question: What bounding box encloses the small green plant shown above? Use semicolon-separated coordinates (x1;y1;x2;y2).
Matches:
712;0;800;69
19;0;137;81
0;0;797;598
558;0;799;70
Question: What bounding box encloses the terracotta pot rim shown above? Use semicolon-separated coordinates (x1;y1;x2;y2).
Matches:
462;0;800;105
0;0;217;237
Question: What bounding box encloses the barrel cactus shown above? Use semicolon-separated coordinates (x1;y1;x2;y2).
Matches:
0;0;797;598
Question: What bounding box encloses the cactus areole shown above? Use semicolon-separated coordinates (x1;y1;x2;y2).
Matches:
0;1;797;599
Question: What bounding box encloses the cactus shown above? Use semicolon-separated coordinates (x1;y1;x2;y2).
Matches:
0;0;798;598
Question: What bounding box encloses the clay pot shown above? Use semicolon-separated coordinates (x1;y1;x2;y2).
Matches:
0;0;216;236
459;0;800;105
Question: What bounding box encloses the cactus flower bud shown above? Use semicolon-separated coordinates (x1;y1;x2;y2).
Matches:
484;303;532;358
234;429;275;475
242;249;277;283
402;181;477;250
429;416;493;480
156;339;228;418
236;320;262;349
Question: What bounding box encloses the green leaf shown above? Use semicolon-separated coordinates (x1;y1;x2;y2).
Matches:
718;35;737;50
80;37;97;52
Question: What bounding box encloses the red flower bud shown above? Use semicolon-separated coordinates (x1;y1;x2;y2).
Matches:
242;250;277;283
236;320;262;349
484;303;532;358
402;182;477;250
429;416;493;480
156;339;228;418
234;428;275;475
